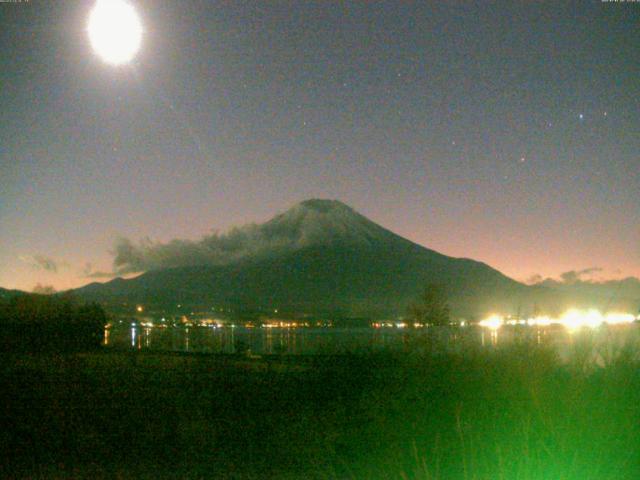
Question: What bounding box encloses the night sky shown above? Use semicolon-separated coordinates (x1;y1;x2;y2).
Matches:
1;0;639;291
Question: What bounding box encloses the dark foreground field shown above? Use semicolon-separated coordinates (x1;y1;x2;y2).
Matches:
2;338;640;479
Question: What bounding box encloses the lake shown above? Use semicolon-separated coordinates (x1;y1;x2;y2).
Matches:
104;322;640;358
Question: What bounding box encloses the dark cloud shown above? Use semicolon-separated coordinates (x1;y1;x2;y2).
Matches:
82;262;92;276
530;268;640;301
112;201;368;274
536;275;640;309
82;262;116;279
559;267;604;285
525;274;544;285
527;267;606;286
112;229;288;274
20;254;60;273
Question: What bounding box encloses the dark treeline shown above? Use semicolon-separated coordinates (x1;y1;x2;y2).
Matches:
0;293;107;352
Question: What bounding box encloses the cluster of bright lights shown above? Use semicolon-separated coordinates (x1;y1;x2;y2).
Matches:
262;321;312;328
479;310;638;331
478;315;503;330
373;322;458;329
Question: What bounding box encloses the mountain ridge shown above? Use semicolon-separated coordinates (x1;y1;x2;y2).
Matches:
3;202;637;318
74;199;541;318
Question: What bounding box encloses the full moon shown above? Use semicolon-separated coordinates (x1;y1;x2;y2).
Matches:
88;0;142;65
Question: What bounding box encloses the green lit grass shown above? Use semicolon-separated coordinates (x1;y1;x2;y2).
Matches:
1;336;639;479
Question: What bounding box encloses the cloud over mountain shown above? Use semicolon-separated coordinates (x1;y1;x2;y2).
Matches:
530;272;640;310
81;262;115;279
558;267;604;284
113;200;398;274
19;254;61;273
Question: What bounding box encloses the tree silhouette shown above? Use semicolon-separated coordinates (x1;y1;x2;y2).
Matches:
407;284;450;326
0;293;107;352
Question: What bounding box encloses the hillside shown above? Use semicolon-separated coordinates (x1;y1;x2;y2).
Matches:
74;199;566;318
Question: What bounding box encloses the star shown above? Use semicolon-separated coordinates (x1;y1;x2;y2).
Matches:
579;113;584;120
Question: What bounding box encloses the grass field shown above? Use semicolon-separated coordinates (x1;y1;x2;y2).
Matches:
2;335;640;479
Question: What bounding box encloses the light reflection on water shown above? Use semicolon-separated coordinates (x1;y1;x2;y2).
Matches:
130;327;136;348
104;323;640;356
